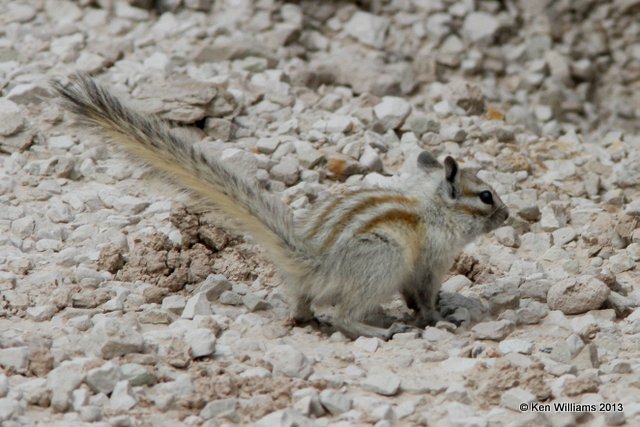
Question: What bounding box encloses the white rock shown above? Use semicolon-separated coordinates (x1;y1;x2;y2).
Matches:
324;115;354;133
26;305;56;321
471;320;515;340
0;99;23;136
48;135;75;150
501;387;536;412
182;292;211;319
47;360;85;412
374;97;411;130
270;156;300;186
441;275;472;293
257;137;281;154
361;370;401;396
265;345;313;379
494;226;520;248
354;336;380;353
293;140;324;168
463;12;499;43
109;380;137;412
439;123;467;142
185;328;216;358
608;252;634;274
0;398;23;422
547;276;610;314
254;409;314;427
499;339;534;355
319;389;352;415
552;227;577;246
0;374;7;398
359;145;383;172
345;11;390;49
0;347;28;373
11;216;35;238
162;295;186;314
86;316;145;359
86;361;122;394
200;398;238;420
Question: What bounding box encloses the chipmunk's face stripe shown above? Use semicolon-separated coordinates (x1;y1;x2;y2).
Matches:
320;194;418;249
355;209;421;235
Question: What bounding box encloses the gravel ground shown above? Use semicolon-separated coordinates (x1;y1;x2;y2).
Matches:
1;0;640;426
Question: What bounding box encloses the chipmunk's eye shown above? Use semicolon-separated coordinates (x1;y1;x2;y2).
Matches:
479;191;493;205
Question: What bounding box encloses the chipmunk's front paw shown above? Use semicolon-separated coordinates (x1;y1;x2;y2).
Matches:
386;322;420;339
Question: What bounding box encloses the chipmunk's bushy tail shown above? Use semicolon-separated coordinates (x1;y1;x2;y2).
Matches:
53;74;313;277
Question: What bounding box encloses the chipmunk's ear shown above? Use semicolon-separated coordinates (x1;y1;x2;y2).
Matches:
417;151;440;171
444;156;458;183
443;156;461;198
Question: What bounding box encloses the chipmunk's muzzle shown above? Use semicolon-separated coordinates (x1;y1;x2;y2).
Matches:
486;206;510;232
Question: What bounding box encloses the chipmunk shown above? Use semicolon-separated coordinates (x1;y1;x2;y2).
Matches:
53;75;509;340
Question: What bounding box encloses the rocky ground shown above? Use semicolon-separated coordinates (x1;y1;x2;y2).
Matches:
1;0;640;426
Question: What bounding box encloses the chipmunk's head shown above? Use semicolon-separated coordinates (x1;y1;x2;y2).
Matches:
417;151;509;237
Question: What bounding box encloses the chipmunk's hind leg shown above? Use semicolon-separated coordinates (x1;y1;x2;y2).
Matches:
324;235;417;339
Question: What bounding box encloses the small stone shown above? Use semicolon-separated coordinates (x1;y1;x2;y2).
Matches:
609;359;632;374
439;123;467;143
444;80;486;115
200;398;238;420
48;135;75;150
319;389;352;415
197;274;233;301
359;145;383;172
293;140;324;168
354;336;380;353
563;374;599;396
608;252;634;274
441;275;472;293
501;387;536;412
256;137;280;154
463;12;500;43
265;345;313;379
0;398;23;422
471;320;515;340
499;339;534;355
494;226;520;248
0;99;23;136
344;11;390;49
270;156;300;186
0;347;28;373
182;292;211;318
362;370;401;396
254;409;314;427
109;380;137;412
242;294;271;312
162;295;186;314
0;374;7;398
219;290;243;306
373;97;411;130
540;205;566;232
87;316;145;359
47;360;85;412
324;115;354;133
547;276;610;315
121;364;156;386
552;227;577;246
572;343;599;369
86;361;121;394
26;305;56;321
293;388;325;417
185;328;216;358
